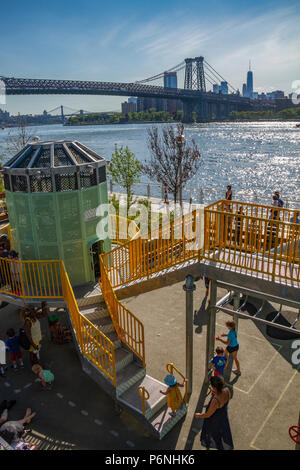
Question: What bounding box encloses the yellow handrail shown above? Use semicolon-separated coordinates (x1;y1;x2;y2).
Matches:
99;256;145;366
204;200;300;282
138;386;150;416
60;261;117;387
166;362;187;404
110;214;140;245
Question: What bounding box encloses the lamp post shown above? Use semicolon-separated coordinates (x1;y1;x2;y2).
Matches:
183;274;196;399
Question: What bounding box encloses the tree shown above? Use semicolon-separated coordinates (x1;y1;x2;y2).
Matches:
142;124;202;205
108;145;142;209
6;115;35;155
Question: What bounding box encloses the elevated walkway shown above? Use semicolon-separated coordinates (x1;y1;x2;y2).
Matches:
0;201;299;437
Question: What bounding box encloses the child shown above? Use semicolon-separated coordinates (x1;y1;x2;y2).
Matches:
160;374;186;417
5;329;24;371
32;364;54;390
211;347;227;380
49;315;72;344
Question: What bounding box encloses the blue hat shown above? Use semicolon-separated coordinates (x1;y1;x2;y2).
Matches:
164;374;177;386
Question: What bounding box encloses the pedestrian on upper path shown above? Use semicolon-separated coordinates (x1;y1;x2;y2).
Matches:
195;375;234;450
216;320;241;376
225;185;232;201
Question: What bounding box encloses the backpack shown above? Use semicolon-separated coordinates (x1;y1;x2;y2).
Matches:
18;328;30;350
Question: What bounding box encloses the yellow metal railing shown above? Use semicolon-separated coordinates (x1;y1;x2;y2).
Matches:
103;209;202;289
60;262;116;386
100;256;145;366
110;214;140;246
138;386;150;416
137;362;187;416
204;200;300;282
0;258;63;300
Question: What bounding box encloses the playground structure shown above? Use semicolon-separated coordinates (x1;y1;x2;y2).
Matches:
0;142;299;440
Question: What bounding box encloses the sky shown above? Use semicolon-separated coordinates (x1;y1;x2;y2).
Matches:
1;0;300;115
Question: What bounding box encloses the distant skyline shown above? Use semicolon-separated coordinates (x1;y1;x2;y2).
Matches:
1;0;300;115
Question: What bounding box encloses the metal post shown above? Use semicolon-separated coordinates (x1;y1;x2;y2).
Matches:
233;291;240;329
147;184;150;200
205;279;217;381
183;275;196;399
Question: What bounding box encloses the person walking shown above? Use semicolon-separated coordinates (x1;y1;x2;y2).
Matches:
216;320;241;376
160;374;187;417
21;302;47;366
195;375;234;450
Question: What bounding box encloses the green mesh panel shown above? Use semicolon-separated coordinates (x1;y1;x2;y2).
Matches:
32;195;57;243
5;182;111;285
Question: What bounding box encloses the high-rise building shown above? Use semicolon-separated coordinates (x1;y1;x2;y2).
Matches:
247;62;253;97
242;83;247;97
221;81;228;95
213;84;220;94
121;100;137;114
164;72;178;89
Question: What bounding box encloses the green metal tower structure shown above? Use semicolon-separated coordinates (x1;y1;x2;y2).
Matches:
2;140;111;285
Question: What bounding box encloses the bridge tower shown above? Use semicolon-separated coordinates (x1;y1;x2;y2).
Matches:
184;56;206;92
60;105;65;124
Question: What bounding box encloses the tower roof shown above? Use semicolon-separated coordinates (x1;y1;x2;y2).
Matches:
2;140;107;194
4;140;104;170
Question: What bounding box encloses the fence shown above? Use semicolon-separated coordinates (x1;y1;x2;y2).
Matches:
203;200;300;282
108;180;300;209
100;255;145;365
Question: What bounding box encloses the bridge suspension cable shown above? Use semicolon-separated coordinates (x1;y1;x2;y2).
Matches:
135;61;185;84
204;60;237;92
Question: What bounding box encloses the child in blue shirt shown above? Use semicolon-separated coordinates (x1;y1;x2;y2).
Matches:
211;347;227;379
5;328;24;370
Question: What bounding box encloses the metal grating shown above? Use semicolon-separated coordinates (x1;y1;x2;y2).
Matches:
30;175;53;193
3;174;11;191
55;172;77;192
11;175;28;192
67;144;90;165
80;168;97;188
33;149;51;168
54;147;72;167
99;166;106;183
15;151;34;168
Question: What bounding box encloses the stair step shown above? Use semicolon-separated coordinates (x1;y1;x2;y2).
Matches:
80;303;108;318
149;404;187;440
115;348;133;372
83;314;115;334
104;331;121;349
118;375;167;419
116;362;146;397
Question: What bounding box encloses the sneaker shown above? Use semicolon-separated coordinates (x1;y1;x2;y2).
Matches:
169;411;176;417
232;369;241;376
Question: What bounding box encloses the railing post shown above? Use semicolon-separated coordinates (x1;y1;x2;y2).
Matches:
147;184;150;200
18;261;26;300
205;279;217;381
183;275;196;400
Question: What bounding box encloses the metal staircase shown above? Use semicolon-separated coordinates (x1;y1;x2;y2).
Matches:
76;297;187;439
